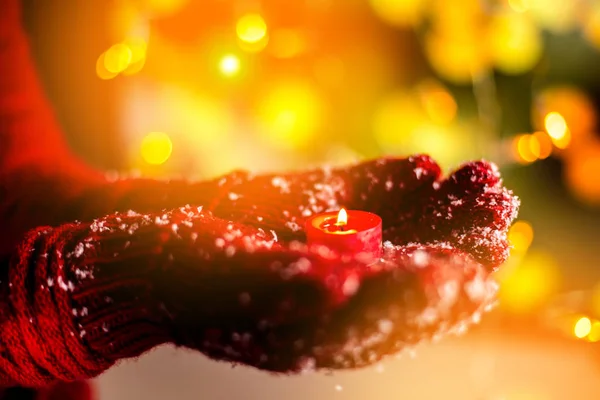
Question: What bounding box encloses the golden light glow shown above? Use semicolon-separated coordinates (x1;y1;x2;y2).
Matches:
508;221;534;253
592;282;600;318
488;13;542;75
543;112;572;150
238;34;269;53
574;317;592;339
109;1;141;41
336;208;348;226
270;29;307;59
417;80;457;125
588;321;600;342
104;43;133;74
551;129;571;149
144;0;190;16
236;13;268;44
508;0;529;13
313;56;345;87
533;131;553;159
513;134;538;164
373;92;427;144
373;90;475;170
497;251;560;313
544;112;568;140
369;0;426;27
533;87;597;147
96;52;118;80
424;32;489;84
140;132;173;165
256;82;322;149
219;54;241;77
122;37;148;75
525;0;577;33
565;146;600;205
584;5;600;49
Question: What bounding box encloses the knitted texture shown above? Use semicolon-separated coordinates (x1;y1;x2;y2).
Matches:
0;0;520;396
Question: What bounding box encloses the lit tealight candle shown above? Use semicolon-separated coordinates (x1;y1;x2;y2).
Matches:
305;208;382;262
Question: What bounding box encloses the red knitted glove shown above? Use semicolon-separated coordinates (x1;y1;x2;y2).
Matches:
0;0;520;392
0;156;518;388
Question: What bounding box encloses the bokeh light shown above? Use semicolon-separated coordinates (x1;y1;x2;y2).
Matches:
143;0;190;17
256;82;323;149
508;0;529;13
525;0;577;33
565;145;600;205
588;321;600;342
513;134;538;164
236;14;267;44
429;0;484;34
373;89;475;169
140;132;173;165
219;54;241;77
544;112;572;149
104;43;133;74
373;91;426;143
417;80;457;125
574;317;592;339
238;34;269;53
122;37;148;75
544;112;568;140
532;131;553;159
425;32;489;84
533;87;596;149
487;13;542;75
508;220;534;253
497;251;560;313
584;4;600;49
368;0;426;27
96;53;118;80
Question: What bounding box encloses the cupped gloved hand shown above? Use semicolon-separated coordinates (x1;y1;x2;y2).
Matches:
1;155;518;388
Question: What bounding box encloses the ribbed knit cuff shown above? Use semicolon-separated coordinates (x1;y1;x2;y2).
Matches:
0;215;173;387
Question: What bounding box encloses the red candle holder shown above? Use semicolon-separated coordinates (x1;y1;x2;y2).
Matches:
305;209;382;262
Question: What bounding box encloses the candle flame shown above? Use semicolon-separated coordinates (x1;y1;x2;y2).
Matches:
336;208;348;226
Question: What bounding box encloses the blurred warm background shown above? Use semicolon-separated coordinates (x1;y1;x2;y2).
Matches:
19;0;600;398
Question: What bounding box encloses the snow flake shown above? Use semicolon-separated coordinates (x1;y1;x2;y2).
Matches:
73;243;84;258
271;176;291;194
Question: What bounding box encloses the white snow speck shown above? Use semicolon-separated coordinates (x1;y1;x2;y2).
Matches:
271;176;291;194
414;167;424;179
285;221;301;232
73;243;84;258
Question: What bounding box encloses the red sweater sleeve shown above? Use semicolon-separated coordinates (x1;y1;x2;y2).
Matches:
0;207;289;387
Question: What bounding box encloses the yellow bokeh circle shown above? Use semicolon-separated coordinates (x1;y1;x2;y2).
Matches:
141;132;173;165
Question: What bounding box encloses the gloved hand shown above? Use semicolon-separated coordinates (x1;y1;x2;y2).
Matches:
1;155;518;388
